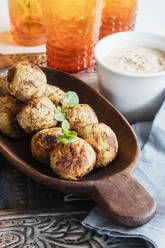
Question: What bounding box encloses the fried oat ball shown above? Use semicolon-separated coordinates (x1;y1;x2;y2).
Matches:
7;61;47;102
50;137;96;180
0;95;24;138
31;127;62;164
0;72;9;96
44;84;64;107
66;104;98;132
17;97;57;133
78;123;118;167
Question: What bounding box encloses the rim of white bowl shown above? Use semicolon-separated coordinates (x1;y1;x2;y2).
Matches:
94;31;165;78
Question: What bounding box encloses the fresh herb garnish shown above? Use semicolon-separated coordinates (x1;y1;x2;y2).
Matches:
62;119;70;131
54;91;79;144
54;91;79;122
58;120;77;144
62;91;79;108
55;106;66;122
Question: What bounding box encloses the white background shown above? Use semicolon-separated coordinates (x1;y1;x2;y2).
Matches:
0;0;165;54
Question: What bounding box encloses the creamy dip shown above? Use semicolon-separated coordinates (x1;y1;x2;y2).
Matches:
103;46;165;74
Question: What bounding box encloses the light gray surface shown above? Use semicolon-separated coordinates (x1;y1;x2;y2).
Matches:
83;100;165;248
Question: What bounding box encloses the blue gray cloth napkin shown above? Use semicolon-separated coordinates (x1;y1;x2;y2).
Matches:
81;99;165;248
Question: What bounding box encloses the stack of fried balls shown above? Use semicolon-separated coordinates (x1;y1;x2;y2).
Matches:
0;62;118;180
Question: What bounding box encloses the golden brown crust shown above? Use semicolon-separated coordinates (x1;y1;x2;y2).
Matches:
44;84;64;107
78;123;118;167
31;127;62;164
0;72;9;96
0;95;25;138
17;97;57;133
7;67;16;83
50;137;96;180
7;61;47;102
66;104;98;132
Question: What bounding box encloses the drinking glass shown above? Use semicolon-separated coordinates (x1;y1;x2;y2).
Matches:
8;0;45;46
43;0;104;72
100;0;137;39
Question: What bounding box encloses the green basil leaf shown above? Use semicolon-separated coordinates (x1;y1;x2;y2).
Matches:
66;130;77;138
62;91;79;108
58;128;77;144
58;134;77;144
55;106;66;122
62;120;70;131
58;135;70;144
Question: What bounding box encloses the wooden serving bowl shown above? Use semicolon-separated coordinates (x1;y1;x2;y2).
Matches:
0;68;156;226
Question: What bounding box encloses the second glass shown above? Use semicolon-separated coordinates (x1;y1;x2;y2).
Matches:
43;0;104;73
100;0;137;39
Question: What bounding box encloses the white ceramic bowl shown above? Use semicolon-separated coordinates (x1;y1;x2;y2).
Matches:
94;31;165;123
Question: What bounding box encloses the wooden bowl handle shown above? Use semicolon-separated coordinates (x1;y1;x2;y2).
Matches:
93;173;156;227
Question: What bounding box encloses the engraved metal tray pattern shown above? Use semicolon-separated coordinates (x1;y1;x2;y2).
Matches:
0;210;109;248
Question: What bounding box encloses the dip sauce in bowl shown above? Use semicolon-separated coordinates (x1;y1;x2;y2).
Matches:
94;31;165;123
104;46;165;74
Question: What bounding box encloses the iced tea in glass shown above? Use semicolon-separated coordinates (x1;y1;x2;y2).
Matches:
8;0;45;46
43;0;103;72
100;0;137;39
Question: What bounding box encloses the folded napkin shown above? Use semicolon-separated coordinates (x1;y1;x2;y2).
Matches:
81;99;165;248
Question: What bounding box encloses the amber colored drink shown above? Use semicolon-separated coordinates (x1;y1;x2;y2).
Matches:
100;0;137;39
8;0;45;46
43;0;103;72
